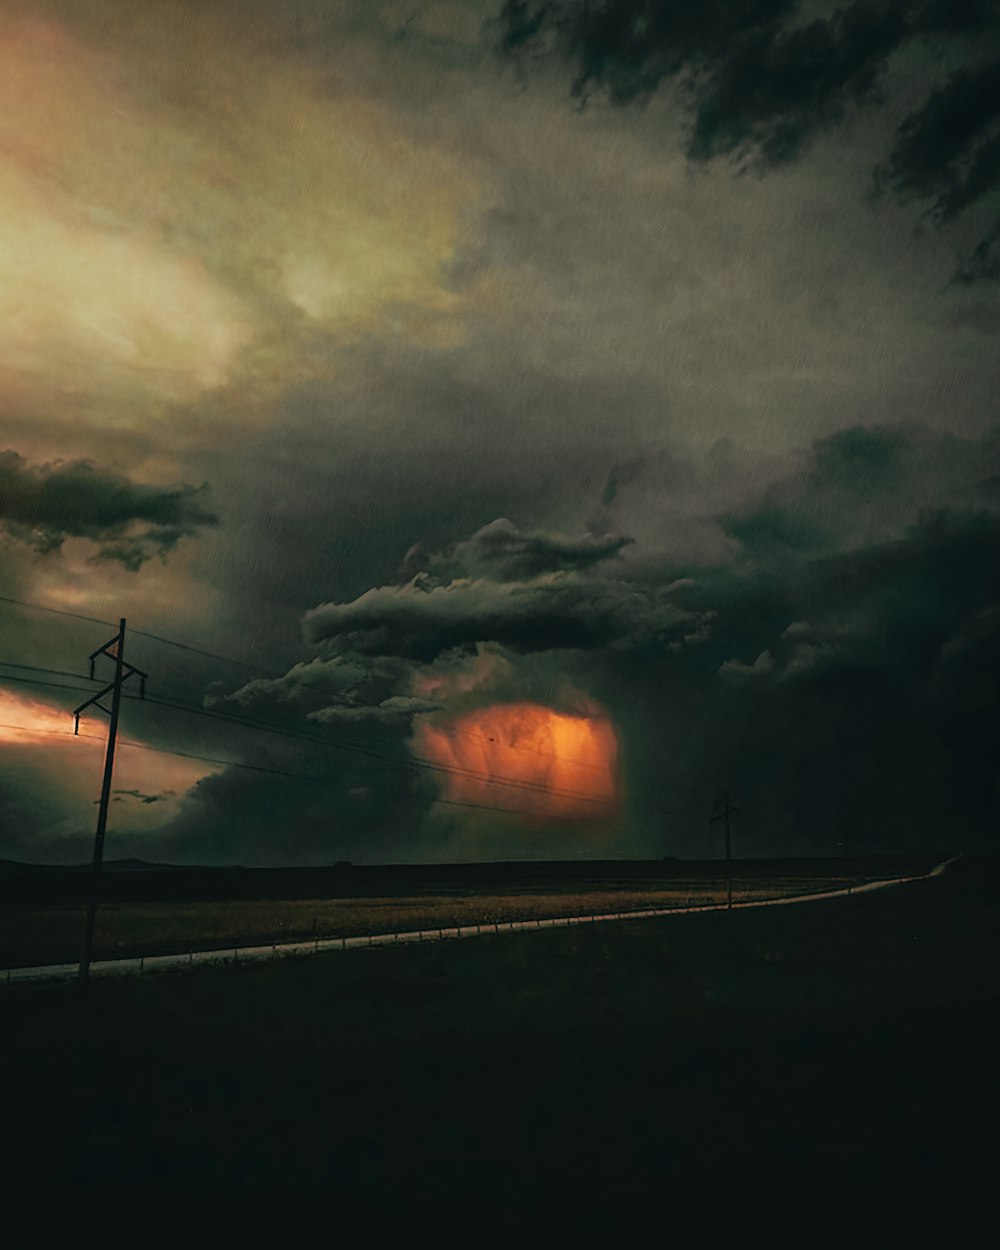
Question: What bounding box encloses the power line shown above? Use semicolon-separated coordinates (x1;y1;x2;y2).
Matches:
0;719;626;824
0;660;98;682
0;669;616;807
128;629;267;676
451;727;612;772
0;656;612;776
0;593;114;628
141;693;614;806
0;719;324;781
0;672;97;697
1;599;618;797
0;593;269;678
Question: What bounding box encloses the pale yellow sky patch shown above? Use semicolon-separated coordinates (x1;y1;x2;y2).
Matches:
27;536;227;638
0;3;474;444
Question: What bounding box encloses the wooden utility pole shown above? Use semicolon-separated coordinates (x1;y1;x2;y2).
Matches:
73;620;147;983
711;790;741;910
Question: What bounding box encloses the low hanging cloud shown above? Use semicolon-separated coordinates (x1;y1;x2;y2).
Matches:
415;517;634;580
221;519;698;737
304;516;699;660
0;449;218;569
301;571;696;658
308;694;444;726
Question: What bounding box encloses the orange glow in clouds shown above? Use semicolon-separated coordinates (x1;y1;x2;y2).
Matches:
416;702;618;821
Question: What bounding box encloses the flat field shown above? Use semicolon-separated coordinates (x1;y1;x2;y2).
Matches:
0;856;931;966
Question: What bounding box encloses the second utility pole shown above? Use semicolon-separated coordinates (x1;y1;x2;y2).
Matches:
712;789;741;910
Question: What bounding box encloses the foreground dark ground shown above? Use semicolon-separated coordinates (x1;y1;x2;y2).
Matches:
1;855;996;1236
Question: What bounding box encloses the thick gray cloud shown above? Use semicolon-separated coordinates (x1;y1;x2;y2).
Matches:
308;695;444;725
720;423;1000;561
4;3;1000;866
0;449;217;570
303;516;699;659
502;0;1000;277
414;516;632;580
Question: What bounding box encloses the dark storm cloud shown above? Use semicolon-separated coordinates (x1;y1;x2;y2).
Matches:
179;344;652;666
309;695;444;725
414;516;633;580
927;601;1000;709
9;1;1000;868
595;508;1000;857
886;50;1000;223
501;0;1000;277
151;726;444;868
132;420;1000;865
0;449;217;570
304;570;697;658
0;766;80;864
225;655;413;714
720;423;1000;560
303;509;700;660
222;654;441;727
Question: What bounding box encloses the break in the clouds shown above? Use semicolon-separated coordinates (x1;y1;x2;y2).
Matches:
2;1;999;864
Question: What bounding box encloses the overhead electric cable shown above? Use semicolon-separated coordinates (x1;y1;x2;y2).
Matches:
0;669;614;806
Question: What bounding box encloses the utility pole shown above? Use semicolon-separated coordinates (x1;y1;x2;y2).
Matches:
711;790;741;910
73;619;148;983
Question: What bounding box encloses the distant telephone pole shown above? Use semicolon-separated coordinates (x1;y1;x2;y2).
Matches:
72;619;148;983
711;789;741;910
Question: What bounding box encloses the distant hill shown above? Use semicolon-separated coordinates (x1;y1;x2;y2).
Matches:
0;853;947;907
0;857;195;874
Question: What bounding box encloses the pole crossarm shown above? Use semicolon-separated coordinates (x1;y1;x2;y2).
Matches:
72;682;118;733
87;637;148;694
75;627;147;733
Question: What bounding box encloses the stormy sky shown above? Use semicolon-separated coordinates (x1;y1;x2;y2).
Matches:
1;0;998;865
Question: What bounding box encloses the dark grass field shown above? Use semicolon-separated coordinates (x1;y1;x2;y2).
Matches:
0;854;934;966
1;855;996;1237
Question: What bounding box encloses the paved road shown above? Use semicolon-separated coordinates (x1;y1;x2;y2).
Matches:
2;856;958;986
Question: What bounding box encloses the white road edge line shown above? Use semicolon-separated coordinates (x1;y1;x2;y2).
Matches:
2;855;960;987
